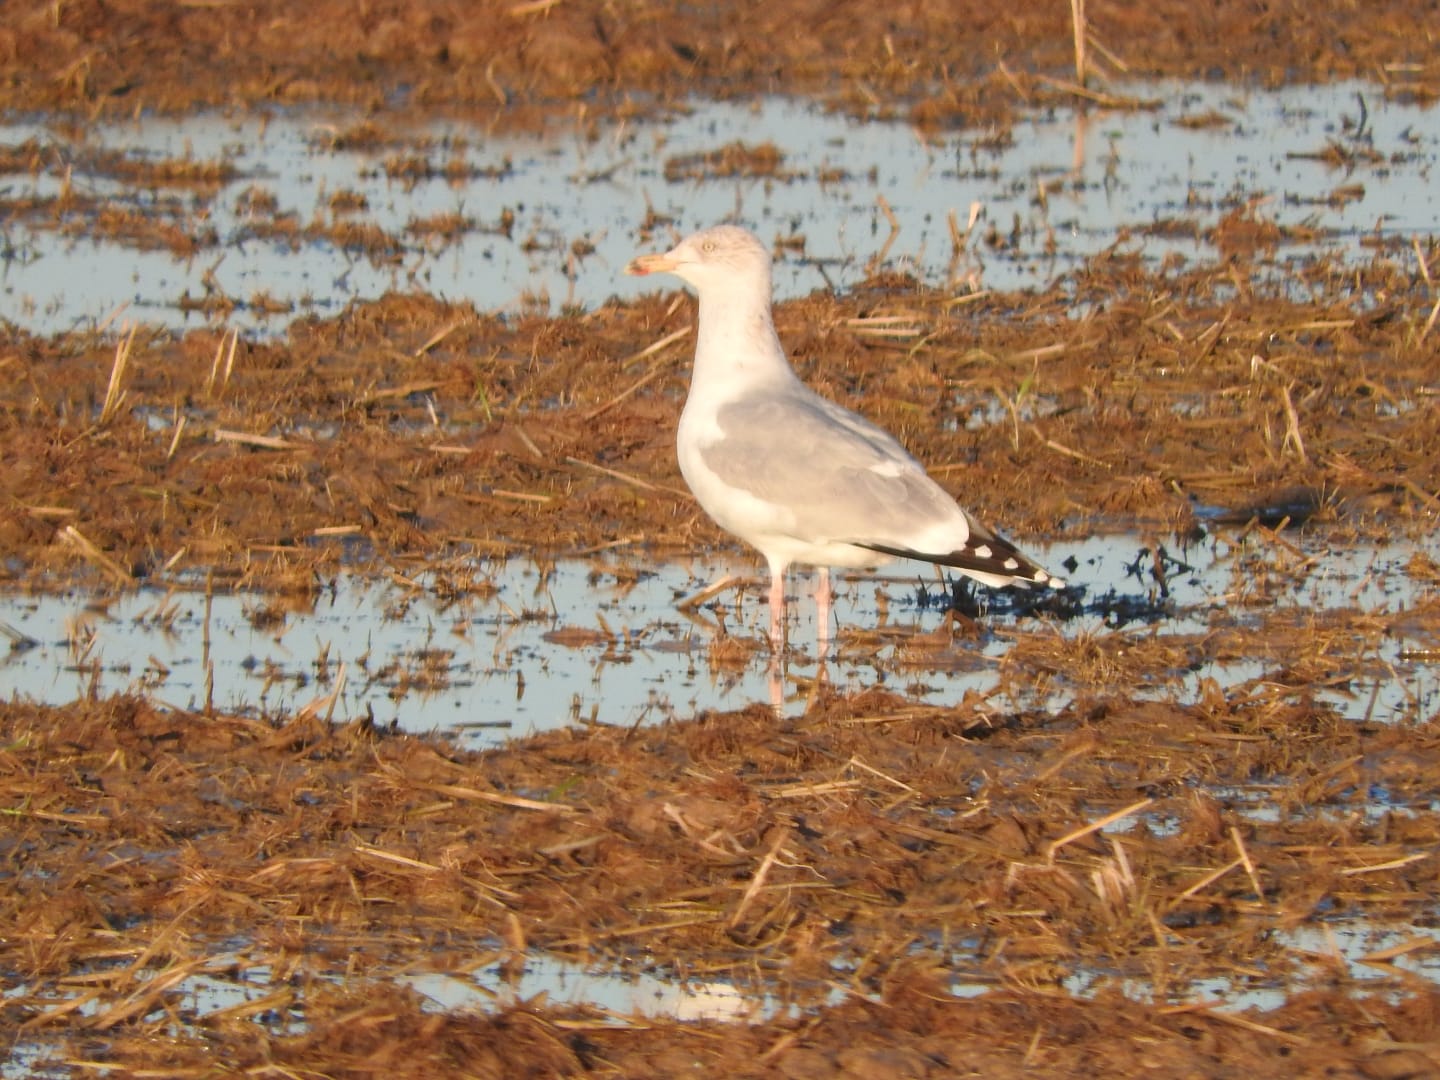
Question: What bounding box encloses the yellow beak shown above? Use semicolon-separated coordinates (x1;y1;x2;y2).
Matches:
624;252;679;277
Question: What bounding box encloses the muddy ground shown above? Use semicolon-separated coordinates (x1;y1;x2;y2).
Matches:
4;2;1440;1077
0;0;1436;124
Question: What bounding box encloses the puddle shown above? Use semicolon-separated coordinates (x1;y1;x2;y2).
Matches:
2;80;1436;336
2;526;1437;744
398;957;823;1023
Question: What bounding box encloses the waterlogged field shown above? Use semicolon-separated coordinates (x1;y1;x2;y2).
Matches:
3;3;1440;1075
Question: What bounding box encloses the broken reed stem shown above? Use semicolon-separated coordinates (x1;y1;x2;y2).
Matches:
877;192;899;234
677;574;746;610
416;781;577;814
1033;74;1160;109
1359;935;1440;964
1084;31;1129;74
508;0;563;15
297;662;348;723
99;324;135;427
947;202;986;257
1339;851;1429;875
1036;430;1111;469
870;193;901;269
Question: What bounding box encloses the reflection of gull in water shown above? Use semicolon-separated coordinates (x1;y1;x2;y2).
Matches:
626;224;1063;652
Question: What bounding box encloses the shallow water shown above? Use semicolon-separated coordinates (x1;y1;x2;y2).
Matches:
3;525;1436;741
2;80;1436;336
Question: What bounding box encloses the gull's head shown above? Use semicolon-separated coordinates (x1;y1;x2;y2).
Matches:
624;225;771;295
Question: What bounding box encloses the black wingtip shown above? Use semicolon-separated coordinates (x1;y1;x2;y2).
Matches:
858;537;1064;590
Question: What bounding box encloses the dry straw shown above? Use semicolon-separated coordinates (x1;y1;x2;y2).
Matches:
98;324;135;427
59;525;132;586
206;326;239;400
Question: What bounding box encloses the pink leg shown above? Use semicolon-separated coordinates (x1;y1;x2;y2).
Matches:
767;562;787;651
815;566;832;656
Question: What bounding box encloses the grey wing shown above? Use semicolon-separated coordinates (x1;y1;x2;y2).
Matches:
699;391;962;544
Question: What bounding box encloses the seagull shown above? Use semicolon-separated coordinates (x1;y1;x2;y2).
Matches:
625;224;1063;649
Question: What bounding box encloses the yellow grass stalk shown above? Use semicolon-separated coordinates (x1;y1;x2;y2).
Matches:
98;324;135;427
565;455;690;498
1230;826;1266;903
1413;236;1433;287
1175;856;1245;902
1339;852;1429;876
730;828;791;928
1045;798;1153;862
1158;1002;1310;1046
416;780;577;814
213;428;300;450
620;323;693;371
1279;383;1308;462
1421;294;1440;344
1070;0;1087;85
206;327;238;400
166;413;187;460
677;574;746;610
414;317;467;356
1358;936;1440;964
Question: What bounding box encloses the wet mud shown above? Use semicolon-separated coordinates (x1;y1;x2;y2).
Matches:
4;2;1440;1077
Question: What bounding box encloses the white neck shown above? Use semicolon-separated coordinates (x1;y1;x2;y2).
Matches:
687;278;796;402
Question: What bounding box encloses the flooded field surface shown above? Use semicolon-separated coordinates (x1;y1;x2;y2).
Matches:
3;80;1438;337
4;2;1440;1077
3;529;1439;741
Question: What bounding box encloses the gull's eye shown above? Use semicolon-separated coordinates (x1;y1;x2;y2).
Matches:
701;240;716;253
